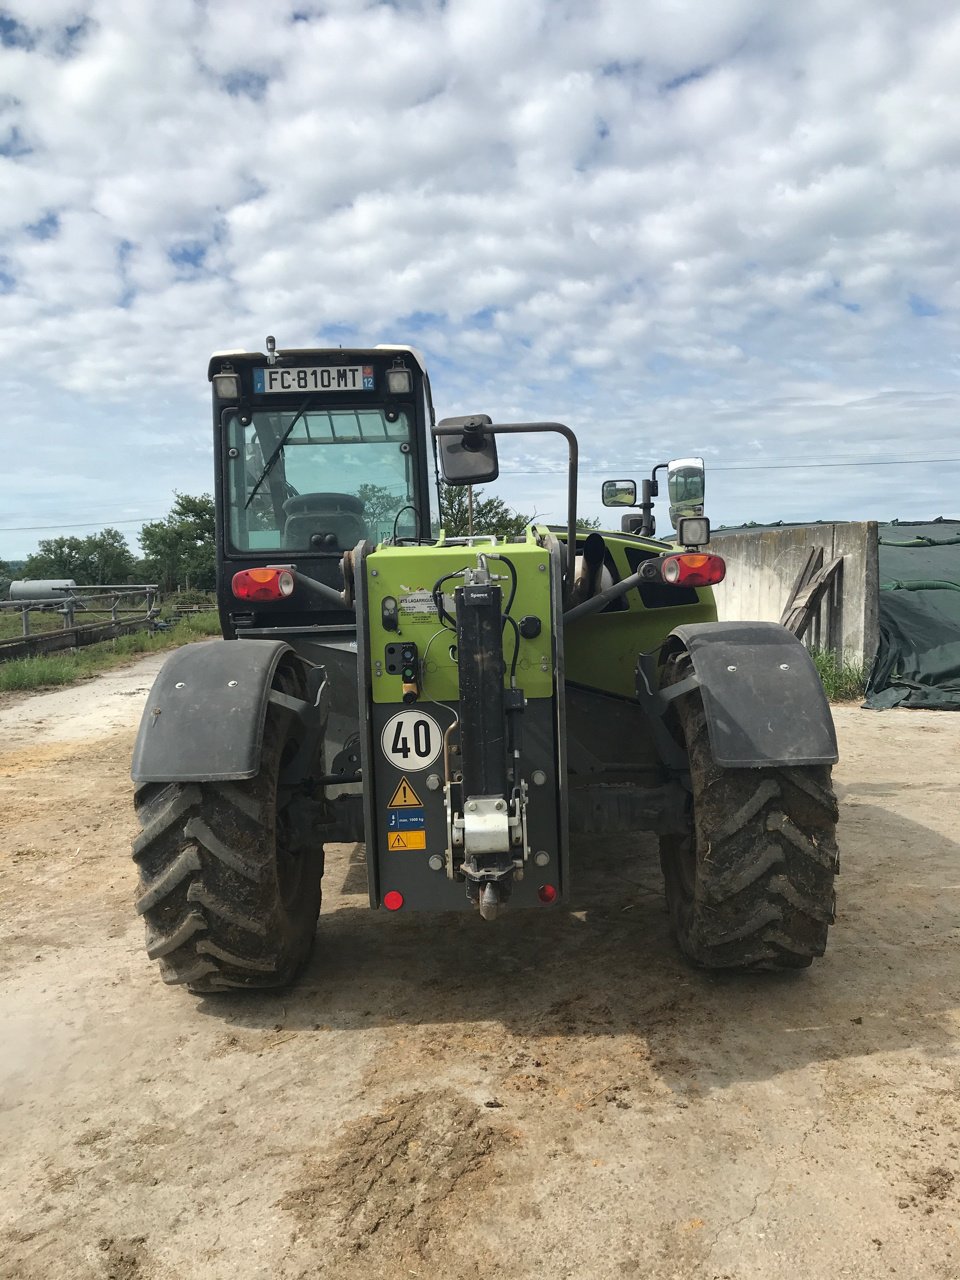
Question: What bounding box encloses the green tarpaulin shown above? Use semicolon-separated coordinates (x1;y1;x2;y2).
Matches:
864;519;960;710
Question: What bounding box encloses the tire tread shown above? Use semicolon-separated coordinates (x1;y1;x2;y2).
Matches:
660;653;839;971
132;697;323;992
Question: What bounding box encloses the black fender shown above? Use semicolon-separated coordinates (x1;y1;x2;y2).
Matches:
131;639;307;784
643;621;838;769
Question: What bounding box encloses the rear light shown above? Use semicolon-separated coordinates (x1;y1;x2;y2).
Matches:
660;553;726;587
231;567;295;601
383;890;404;911
537;884;558;904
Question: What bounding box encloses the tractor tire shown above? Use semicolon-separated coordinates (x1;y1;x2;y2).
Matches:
658;652;839;971
132;683;323;993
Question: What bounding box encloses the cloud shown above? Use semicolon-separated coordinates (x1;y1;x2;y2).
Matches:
0;0;958;558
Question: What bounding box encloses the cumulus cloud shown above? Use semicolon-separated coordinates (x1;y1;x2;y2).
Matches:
0;0;958;556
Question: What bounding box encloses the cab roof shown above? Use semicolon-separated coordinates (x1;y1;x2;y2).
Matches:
207;344;428;380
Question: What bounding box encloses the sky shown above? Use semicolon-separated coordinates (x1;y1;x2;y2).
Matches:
1;0;959;560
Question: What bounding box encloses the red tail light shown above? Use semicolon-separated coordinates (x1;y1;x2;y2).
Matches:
660;553;726;587
231;567;295;601
537;884;558;904
383;890;404;911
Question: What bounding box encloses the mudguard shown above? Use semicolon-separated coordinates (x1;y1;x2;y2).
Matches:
659;621;838;768
131;639;294;784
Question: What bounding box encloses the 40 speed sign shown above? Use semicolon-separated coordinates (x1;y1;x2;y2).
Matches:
380;709;443;770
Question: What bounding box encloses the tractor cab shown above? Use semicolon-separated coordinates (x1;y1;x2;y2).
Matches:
209;342;437;636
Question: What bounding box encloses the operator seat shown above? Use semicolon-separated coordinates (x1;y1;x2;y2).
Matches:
281;492;368;550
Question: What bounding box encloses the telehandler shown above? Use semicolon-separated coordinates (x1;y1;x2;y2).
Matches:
130;341;839;990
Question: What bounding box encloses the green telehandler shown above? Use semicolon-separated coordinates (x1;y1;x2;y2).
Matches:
130;341;839;991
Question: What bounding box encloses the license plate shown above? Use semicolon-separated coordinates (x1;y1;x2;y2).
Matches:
253;365;375;394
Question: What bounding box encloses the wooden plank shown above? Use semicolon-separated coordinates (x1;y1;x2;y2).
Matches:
783;556;843;640
779;547;822;625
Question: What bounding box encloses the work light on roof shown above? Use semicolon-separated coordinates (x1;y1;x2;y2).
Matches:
213;370;240;400
386;359;412;395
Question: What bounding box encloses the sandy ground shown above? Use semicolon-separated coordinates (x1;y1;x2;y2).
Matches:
1;653;959;1280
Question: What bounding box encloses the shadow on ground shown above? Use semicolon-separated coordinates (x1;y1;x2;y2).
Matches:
195;802;960;1094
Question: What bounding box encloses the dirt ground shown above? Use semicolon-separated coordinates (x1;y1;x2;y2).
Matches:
1;654;959;1280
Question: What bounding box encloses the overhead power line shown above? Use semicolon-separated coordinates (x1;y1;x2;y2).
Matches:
1;455;958;534
511;456;960;476
709;457;960;472
0;517;163;532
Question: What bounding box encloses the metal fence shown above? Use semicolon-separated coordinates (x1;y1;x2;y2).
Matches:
0;584;161;662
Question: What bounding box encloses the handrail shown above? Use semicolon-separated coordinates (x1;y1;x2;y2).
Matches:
432;420;578;593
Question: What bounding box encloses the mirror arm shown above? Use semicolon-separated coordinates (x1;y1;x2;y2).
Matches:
432;421;578;593
639;463;667;537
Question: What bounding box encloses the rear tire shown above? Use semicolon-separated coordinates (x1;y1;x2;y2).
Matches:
658;652;839;970
132;685;323;992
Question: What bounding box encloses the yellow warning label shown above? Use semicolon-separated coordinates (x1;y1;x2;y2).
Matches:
388;830;427;851
387;777;423;808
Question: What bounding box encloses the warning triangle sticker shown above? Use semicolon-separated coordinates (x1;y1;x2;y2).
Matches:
388;777;423;808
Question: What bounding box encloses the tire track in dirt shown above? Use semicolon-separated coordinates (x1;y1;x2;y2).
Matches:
3;680;960;1280
280;1090;509;1278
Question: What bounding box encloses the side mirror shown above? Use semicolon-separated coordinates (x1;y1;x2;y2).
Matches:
602;479;637;507
434;415;499;486
666;456;705;528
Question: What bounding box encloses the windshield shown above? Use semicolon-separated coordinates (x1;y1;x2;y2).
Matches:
226;406;417;552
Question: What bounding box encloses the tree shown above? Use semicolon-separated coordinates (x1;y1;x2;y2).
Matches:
439;485;533;537
23;537;85;581
22;529;135;585
438;486;603;537
84;528;137;583
139;493;216;592
357;482;410;540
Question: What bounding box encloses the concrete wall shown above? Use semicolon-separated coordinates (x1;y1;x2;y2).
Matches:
710;521;879;665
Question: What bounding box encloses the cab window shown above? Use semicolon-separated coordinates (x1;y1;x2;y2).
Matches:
225;407;417;552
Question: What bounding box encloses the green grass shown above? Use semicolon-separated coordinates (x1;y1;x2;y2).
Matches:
0;609;64;639
0;613;223;693
3;614;871;707
811;647;868;702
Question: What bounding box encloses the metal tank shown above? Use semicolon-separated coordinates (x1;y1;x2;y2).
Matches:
8;580;77;601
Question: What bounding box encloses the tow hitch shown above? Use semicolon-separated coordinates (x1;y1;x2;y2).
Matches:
445;564;531;918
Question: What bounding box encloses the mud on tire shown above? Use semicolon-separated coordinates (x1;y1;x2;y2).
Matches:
658;653;840;970
132;681;323;992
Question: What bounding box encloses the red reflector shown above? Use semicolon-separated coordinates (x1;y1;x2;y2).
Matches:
231;567;294;601
383;890;404;911
661;553;726;587
537;884;558;904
